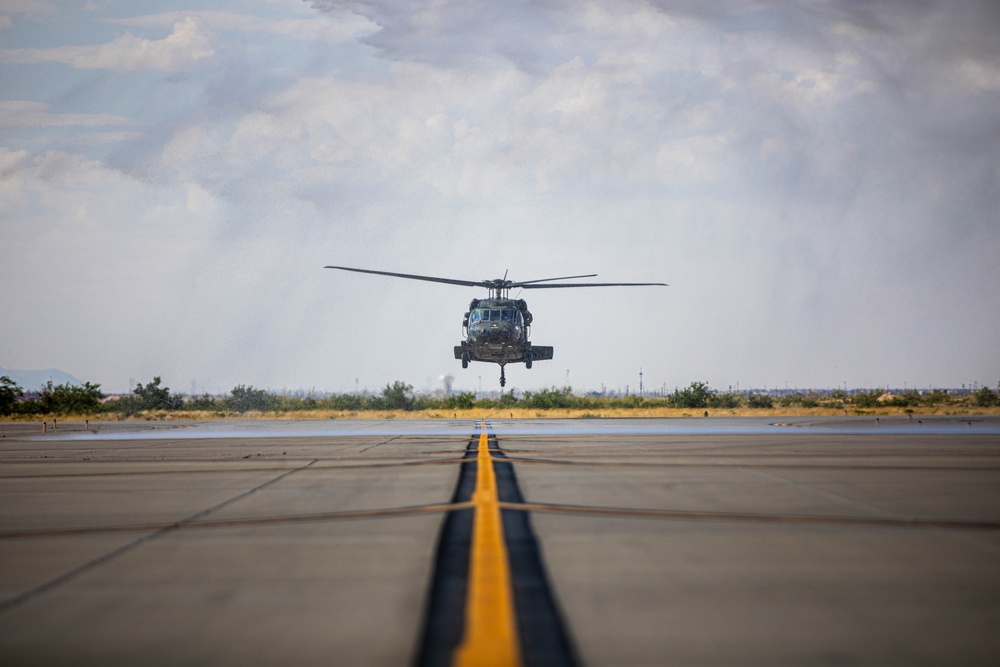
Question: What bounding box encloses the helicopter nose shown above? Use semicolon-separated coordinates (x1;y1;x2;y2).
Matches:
479;325;513;341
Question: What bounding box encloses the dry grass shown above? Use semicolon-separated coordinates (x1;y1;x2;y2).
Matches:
5;405;998;423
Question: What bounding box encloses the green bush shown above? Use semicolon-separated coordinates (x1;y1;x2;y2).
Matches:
974;386;1000;407
850;391;881;408
522;387;574;409
186;394;217;410
380;381;415;410
923;391;950;405
496;391;519;407
708;392;740;409
132;377;182;410
444;392;476;410
31;380;105;415
0;376;24;416
321;393;366;411
227;385;273;412
668;382;712;409
778;393;802;407
883;391;921;408
619;394;644;409
746;393;773;409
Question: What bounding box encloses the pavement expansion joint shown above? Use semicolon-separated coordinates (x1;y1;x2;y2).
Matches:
0;458;320;614
0;502;474;540
496;501;1000;530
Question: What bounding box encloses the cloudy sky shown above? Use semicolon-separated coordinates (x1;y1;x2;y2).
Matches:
1;0;998;396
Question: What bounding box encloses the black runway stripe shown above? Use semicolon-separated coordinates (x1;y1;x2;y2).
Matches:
413;435;477;667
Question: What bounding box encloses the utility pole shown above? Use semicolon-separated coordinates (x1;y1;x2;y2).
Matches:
639;368;644;398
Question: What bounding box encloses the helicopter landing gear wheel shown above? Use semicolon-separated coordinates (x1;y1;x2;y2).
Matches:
461;352;469;369
499;365;506;387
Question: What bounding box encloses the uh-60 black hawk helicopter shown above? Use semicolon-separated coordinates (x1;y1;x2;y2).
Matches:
325;265;667;387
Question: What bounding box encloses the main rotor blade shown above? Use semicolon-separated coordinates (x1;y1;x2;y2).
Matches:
513;274;599;286
520;281;668;289
324;265;484;288
325;265;668;290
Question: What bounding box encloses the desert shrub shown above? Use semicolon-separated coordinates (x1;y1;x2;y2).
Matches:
523;387;574;409
322;393;366;411
496;390;519;407
747;393;774;409
778;394;802;407
668;382;712;409
27;380;106;415
132;377;182;410
413;394;440;410
227;385;273;412
883;391;921;408
800;395;820;408
709;392;740;409
375;381;415;411
444;392;477;410
0;376;24;416
186;394;217;410
850;391;881;408
974;386;1000;407
922;391;950;405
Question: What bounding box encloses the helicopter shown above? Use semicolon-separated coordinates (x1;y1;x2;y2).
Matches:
324;265;667;387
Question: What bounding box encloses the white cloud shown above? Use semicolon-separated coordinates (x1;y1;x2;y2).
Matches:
0;0;55;28
0;147;223;387
0;100;132;128
0;15;213;71
108;9;378;44
0;0;56;17
956;57;1000;91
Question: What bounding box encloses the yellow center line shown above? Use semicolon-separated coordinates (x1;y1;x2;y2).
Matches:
453;424;522;667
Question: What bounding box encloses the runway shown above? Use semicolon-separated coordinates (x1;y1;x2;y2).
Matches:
1;418;999;665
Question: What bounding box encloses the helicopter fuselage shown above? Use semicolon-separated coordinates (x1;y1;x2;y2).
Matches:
454;297;553;370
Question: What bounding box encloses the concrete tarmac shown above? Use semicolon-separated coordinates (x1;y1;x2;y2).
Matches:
1;418;999;665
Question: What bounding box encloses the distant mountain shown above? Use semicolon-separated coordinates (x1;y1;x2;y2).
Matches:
0;368;85;390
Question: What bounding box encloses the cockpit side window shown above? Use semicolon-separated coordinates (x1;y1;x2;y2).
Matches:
471;309;489;324
501;309;516;322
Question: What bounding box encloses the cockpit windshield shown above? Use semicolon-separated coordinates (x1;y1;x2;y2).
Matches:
470;308;521;325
